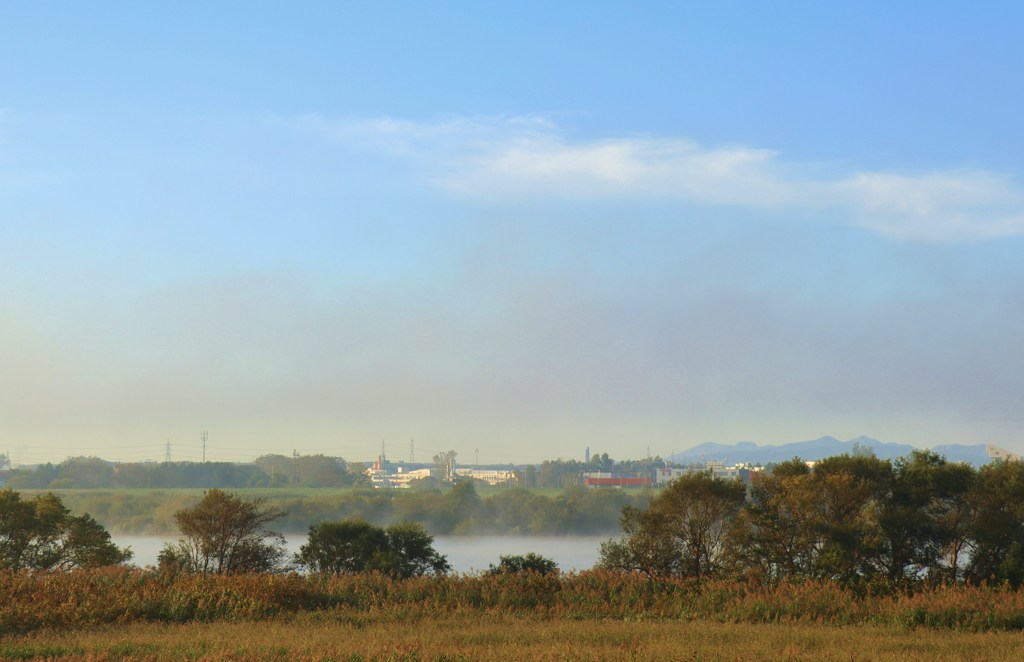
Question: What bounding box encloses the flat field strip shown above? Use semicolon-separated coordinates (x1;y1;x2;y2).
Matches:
4;615;1024;661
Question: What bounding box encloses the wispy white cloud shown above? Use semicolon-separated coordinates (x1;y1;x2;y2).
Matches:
453;138;794;208
835;171;1024;242
301;114;1024;243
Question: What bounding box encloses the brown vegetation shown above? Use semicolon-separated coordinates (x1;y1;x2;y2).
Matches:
5;568;1024;636
6;616;1024;661
5;570;1024;659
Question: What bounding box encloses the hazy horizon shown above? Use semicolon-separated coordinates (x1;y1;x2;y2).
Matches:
0;433;1004;470
3;4;1024;466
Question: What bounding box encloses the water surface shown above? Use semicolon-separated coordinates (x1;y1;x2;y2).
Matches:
114;534;609;573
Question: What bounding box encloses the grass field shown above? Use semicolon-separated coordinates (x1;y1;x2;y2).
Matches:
5;569;1024;659
5;613;1024;661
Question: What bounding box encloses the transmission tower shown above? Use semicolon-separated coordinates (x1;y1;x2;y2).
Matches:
164;439;171;465
410;439;415;463
292;449;300;485
201;431;208;463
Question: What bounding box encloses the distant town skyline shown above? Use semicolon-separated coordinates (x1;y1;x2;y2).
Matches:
3;3;1024;464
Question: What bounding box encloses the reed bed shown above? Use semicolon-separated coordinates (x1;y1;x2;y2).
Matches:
4;568;1024;638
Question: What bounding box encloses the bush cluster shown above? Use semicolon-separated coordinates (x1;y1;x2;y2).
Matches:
600;452;1024;588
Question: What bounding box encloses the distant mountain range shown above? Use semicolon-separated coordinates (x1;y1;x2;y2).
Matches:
669;435;998;467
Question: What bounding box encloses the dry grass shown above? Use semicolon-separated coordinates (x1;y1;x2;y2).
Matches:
5;570;1024;659
4;613;1024;661
8;569;1024;633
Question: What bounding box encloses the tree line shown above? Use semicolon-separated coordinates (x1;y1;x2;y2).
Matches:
157;489;555;577
3;455;369;490
7;449;1024;587
600;450;1024;587
2;452;663;491
0;487;554;578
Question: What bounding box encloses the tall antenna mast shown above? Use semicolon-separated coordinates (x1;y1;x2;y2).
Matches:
410;439;415;463
164;439;171;465
201;431;208;463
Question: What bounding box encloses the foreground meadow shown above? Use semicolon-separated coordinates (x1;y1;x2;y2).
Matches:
5;569;1024;659
6;614;1024;661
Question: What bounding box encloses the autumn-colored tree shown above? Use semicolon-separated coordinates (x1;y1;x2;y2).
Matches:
158;489;286;574
727;459;814;581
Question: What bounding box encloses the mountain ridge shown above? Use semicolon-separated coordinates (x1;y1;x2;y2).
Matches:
670;436;993;466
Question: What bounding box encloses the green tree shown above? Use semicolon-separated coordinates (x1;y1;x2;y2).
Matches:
874;451;975;583
296;519;387;573
487;552;559;575
806;469;881;583
589;452;614;472
6;462;59;489
253;454;366;488
965;460;1024;586
297;519;449;577
727;459;815;582
441;480;481;533
53;456;116;488
739;457;884;585
0;489;131;570
598;472;745;578
158;489;287;574
742;455;885;585
379;521;451;577
933;461;976;583
597;505;689;576
732;453;973;587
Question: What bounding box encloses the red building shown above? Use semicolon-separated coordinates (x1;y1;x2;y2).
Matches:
583;475;650;488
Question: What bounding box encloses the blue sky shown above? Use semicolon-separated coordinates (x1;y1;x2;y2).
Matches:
2;2;1024;465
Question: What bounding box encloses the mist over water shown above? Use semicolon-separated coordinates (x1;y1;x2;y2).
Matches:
114;535;608;573
431;536;606;572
